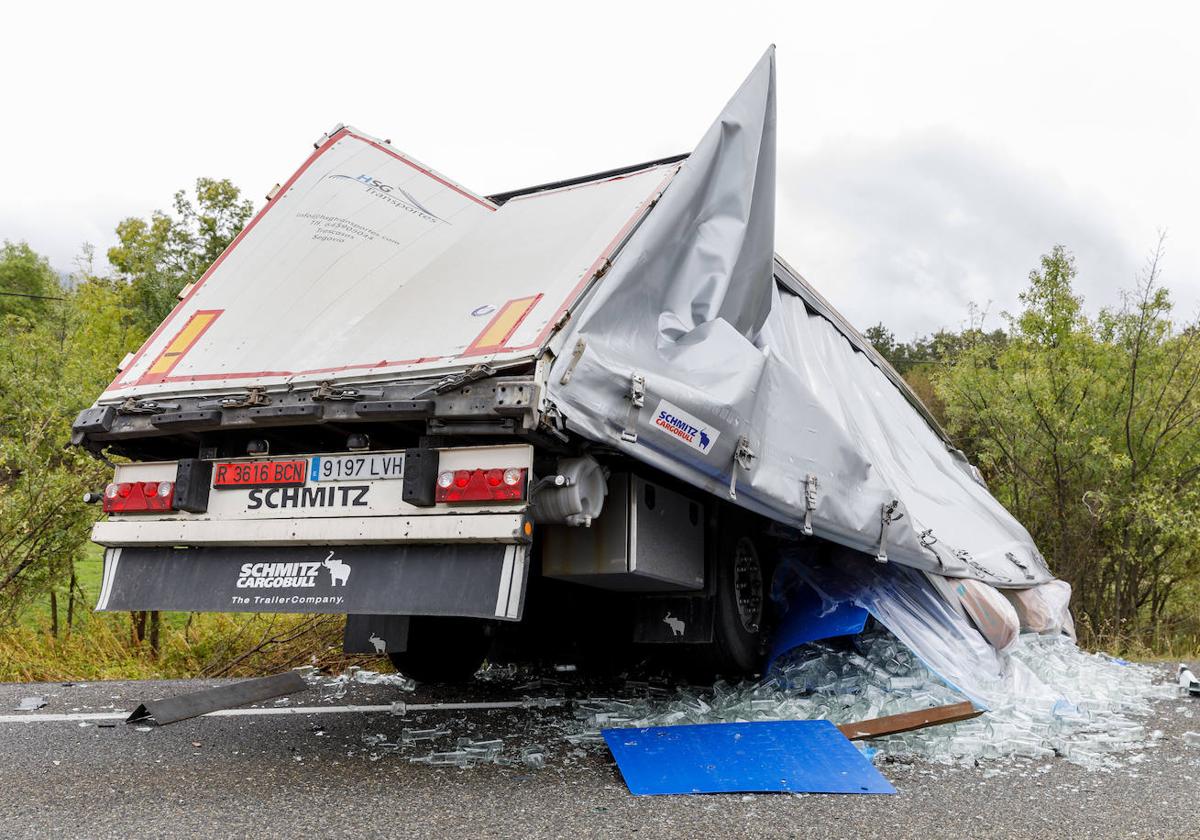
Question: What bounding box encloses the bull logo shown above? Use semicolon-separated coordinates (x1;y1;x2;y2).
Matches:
322;551;352;587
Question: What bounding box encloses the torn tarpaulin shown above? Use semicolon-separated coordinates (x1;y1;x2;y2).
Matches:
545;48;1051;587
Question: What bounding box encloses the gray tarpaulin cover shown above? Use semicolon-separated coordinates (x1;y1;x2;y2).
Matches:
546;47;1050;589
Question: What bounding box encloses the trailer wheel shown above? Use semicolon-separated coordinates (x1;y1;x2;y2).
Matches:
703;527;768;676
387;617;492;684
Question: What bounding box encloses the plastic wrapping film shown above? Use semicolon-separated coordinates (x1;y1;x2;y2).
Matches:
545;48;1050;586
780;548;1008;707
1002;580;1077;639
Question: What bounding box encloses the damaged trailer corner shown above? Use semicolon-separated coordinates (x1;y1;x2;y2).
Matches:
73;46;1077;696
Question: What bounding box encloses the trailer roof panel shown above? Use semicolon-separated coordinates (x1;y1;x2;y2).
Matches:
102;129;679;400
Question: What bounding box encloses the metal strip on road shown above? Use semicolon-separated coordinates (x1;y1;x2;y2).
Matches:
0;705;394;724
126;671;309;725
0;698;563;725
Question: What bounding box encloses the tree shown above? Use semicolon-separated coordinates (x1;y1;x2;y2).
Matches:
108;178;253;334
935;243;1200;647
0;241;60;321
0;245;140;624
864;323;899;367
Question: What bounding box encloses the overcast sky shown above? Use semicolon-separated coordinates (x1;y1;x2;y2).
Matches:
2;1;1196;337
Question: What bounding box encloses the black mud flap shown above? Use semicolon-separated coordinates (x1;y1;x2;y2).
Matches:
632;595;715;644
96;544;529;620
344;614;411;653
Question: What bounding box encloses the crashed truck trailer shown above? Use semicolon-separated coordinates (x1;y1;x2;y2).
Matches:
71;50;1071;684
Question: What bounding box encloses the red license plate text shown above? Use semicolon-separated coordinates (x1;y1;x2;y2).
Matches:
213;459;308;489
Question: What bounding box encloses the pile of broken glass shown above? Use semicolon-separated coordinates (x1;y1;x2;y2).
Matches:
565;630;1172;771
561;548;1177;771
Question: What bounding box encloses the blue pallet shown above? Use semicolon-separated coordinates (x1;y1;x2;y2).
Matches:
603;720;895;796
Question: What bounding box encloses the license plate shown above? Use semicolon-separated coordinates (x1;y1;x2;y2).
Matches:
213;459;308;489
309;453;406;482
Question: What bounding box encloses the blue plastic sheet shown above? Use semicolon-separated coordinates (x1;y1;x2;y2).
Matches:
768;581;868;667
602;720;895;796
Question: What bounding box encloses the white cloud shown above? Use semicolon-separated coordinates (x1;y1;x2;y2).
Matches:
778;134;1160;336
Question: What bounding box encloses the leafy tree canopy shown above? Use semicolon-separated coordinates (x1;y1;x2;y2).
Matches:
0;241;60;321
107;178;253;335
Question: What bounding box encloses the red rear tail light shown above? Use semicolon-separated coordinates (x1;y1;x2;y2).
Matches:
103;481;175;513
435;467;527;504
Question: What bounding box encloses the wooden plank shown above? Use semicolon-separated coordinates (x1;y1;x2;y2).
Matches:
836;700;981;741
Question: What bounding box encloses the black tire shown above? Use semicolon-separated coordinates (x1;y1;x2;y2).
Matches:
387;616;492;683
702;525;768;677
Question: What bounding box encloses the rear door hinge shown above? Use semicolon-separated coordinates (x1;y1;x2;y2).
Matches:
219;387;271;409
117;398;179;415
414;363;496;398
312;381;382;401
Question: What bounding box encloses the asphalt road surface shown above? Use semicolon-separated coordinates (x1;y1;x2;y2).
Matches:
1;672;1197;839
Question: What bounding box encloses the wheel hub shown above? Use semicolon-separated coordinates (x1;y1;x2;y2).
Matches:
732;538;763;634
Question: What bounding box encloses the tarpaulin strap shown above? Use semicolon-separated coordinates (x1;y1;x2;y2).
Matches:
875;500;903;563
1030;549;1051;575
918;528;947;570
558;339;587;386
620;373;646;443
956;549;1013;584
1006;551;1036;581
729;435;756;499
802;474;819;536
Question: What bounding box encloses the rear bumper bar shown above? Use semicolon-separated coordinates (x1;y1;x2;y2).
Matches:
91;513;528;547
96;543;529;620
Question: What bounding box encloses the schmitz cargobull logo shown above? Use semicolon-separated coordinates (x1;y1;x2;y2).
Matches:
651;398;721;456
236;551;353;589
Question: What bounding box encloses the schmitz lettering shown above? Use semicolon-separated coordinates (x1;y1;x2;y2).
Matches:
651;399;720;456
246;485;370;510
237;561;322;589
